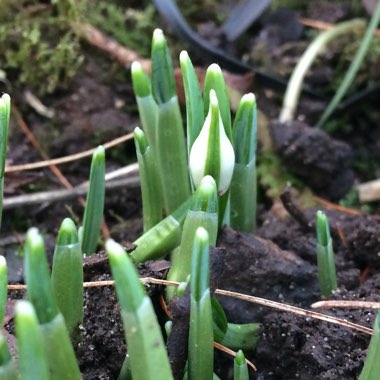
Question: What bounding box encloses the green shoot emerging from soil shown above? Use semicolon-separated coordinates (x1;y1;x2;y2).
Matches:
316;210;337;297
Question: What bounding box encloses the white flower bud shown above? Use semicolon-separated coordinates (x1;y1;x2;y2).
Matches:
189;90;235;195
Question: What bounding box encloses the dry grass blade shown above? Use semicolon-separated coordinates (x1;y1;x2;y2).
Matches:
215;289;373;335
312;300;380;309
5;133;134;173
313;195;362;215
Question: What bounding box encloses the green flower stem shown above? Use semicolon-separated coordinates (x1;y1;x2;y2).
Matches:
52;218;83;337
134;128;163;231
203;64;232;140
359;310;380;380
179;50;204;155
167;176;218;300
15;301;50;380
188;227;214;380
130;197;191;263
24;228;81;380
318;1;380;128
81;146;105;255
107;239;173;380
0;94;10;229
316;211;337;297
217;322;261;351
279;19;365;123
0;333;17;380
151;29;191;214
118;355;132;380
0;257;7;325
233;350;249;380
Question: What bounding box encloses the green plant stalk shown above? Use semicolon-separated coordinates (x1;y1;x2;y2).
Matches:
0;333;17;380
188;227;214;380
24;228;81;380
318;1;380;128
107;239;173;380
279;19;365;123
203;64;232;140
0;94;10;229
233;350;249;380
179;50;204;155
118;355;132;380
316;211;337;297
51;218;83;337
81;145;105;255
359;310;380;380
0;257;7;325
134;127;163;231
130;197;191;263
15;301;50;380
230;92;257;231
166;176;218;300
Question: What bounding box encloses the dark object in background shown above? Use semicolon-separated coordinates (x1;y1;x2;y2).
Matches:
269;120;354;200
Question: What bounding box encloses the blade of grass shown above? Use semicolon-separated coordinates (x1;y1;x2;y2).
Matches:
81;145;106;255
318;1;380;128
107;239;173;380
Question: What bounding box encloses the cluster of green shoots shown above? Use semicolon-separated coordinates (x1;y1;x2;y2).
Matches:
0;26;379;378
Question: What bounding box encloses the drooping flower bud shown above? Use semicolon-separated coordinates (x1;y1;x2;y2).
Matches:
189;90;235;195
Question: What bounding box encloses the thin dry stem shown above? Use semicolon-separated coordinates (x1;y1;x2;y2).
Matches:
312;300;380;309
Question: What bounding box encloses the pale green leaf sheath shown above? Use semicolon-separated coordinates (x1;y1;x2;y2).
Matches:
188;227;214;380
151;29;191;214
167;176;218;300
81;146;105;255
230;93;258;232
24;228;81;380
0;94;11;229
107;240;173;380
52;218;83;337
316;211;337;297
